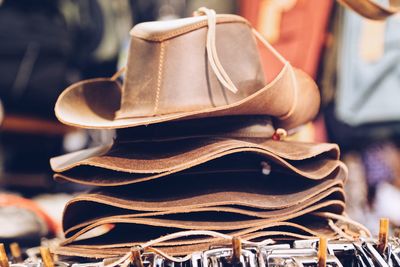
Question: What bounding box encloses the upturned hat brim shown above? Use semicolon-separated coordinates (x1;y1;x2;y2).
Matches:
54;66;319;130
50;137;341;187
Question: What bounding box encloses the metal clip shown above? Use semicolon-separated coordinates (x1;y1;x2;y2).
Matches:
202;246;257;267
362;242;389;267
266;246;343;266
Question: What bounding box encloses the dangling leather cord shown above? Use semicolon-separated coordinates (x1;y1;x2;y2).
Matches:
195;7;298;121
194;8;238;93
111;67;126;81
251;29;298;121
314;211;372;238
104;230;275;266
102;211;371;267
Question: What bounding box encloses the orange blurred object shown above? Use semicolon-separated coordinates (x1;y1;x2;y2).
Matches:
0;194;59;235
240;0;334;78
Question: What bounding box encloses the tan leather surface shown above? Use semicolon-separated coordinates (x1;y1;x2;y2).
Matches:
119;21;264;118
60;166;347;250
62;200;344;247
338;0;400;20
130;14;249;41
51;136;341;186
51;138;340;172
54;13;320;130
61;168;345;232
64;187;344;237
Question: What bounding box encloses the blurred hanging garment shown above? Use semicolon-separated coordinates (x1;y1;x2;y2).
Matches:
239;0;333;78
335;5;400;126
0;0;73;118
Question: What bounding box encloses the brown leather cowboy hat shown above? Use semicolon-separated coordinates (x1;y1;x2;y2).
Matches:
55;8;319;130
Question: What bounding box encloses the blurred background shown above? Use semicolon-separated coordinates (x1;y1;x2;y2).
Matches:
0;0;399;247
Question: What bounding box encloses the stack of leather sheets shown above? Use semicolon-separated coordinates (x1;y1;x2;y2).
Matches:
50;8;367;258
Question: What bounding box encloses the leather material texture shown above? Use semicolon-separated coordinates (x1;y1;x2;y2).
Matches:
64;188;344;238
51;139;341;186
61;167;346;234
54;12;320;130
50;8;367;259
54;215;348;258
50;109;362;259
50;116;340;186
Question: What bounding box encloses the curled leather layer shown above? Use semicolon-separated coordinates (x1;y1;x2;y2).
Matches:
64;187;344;238
51;138;341;186
62;212;345;247
62;167;346;233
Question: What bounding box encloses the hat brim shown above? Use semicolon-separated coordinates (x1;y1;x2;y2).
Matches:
63;181;345;236
61;210;343;248
50;139;341;186
55;66;319;130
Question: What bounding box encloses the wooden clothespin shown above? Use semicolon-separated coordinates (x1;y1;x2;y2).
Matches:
378;218;389;254
231;237;242;264
0;244;9;267
9;243;22;263
318;236;327;267
130;248;143;267
40;247;54;267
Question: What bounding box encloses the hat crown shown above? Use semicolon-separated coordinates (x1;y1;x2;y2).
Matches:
116;14;266;120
